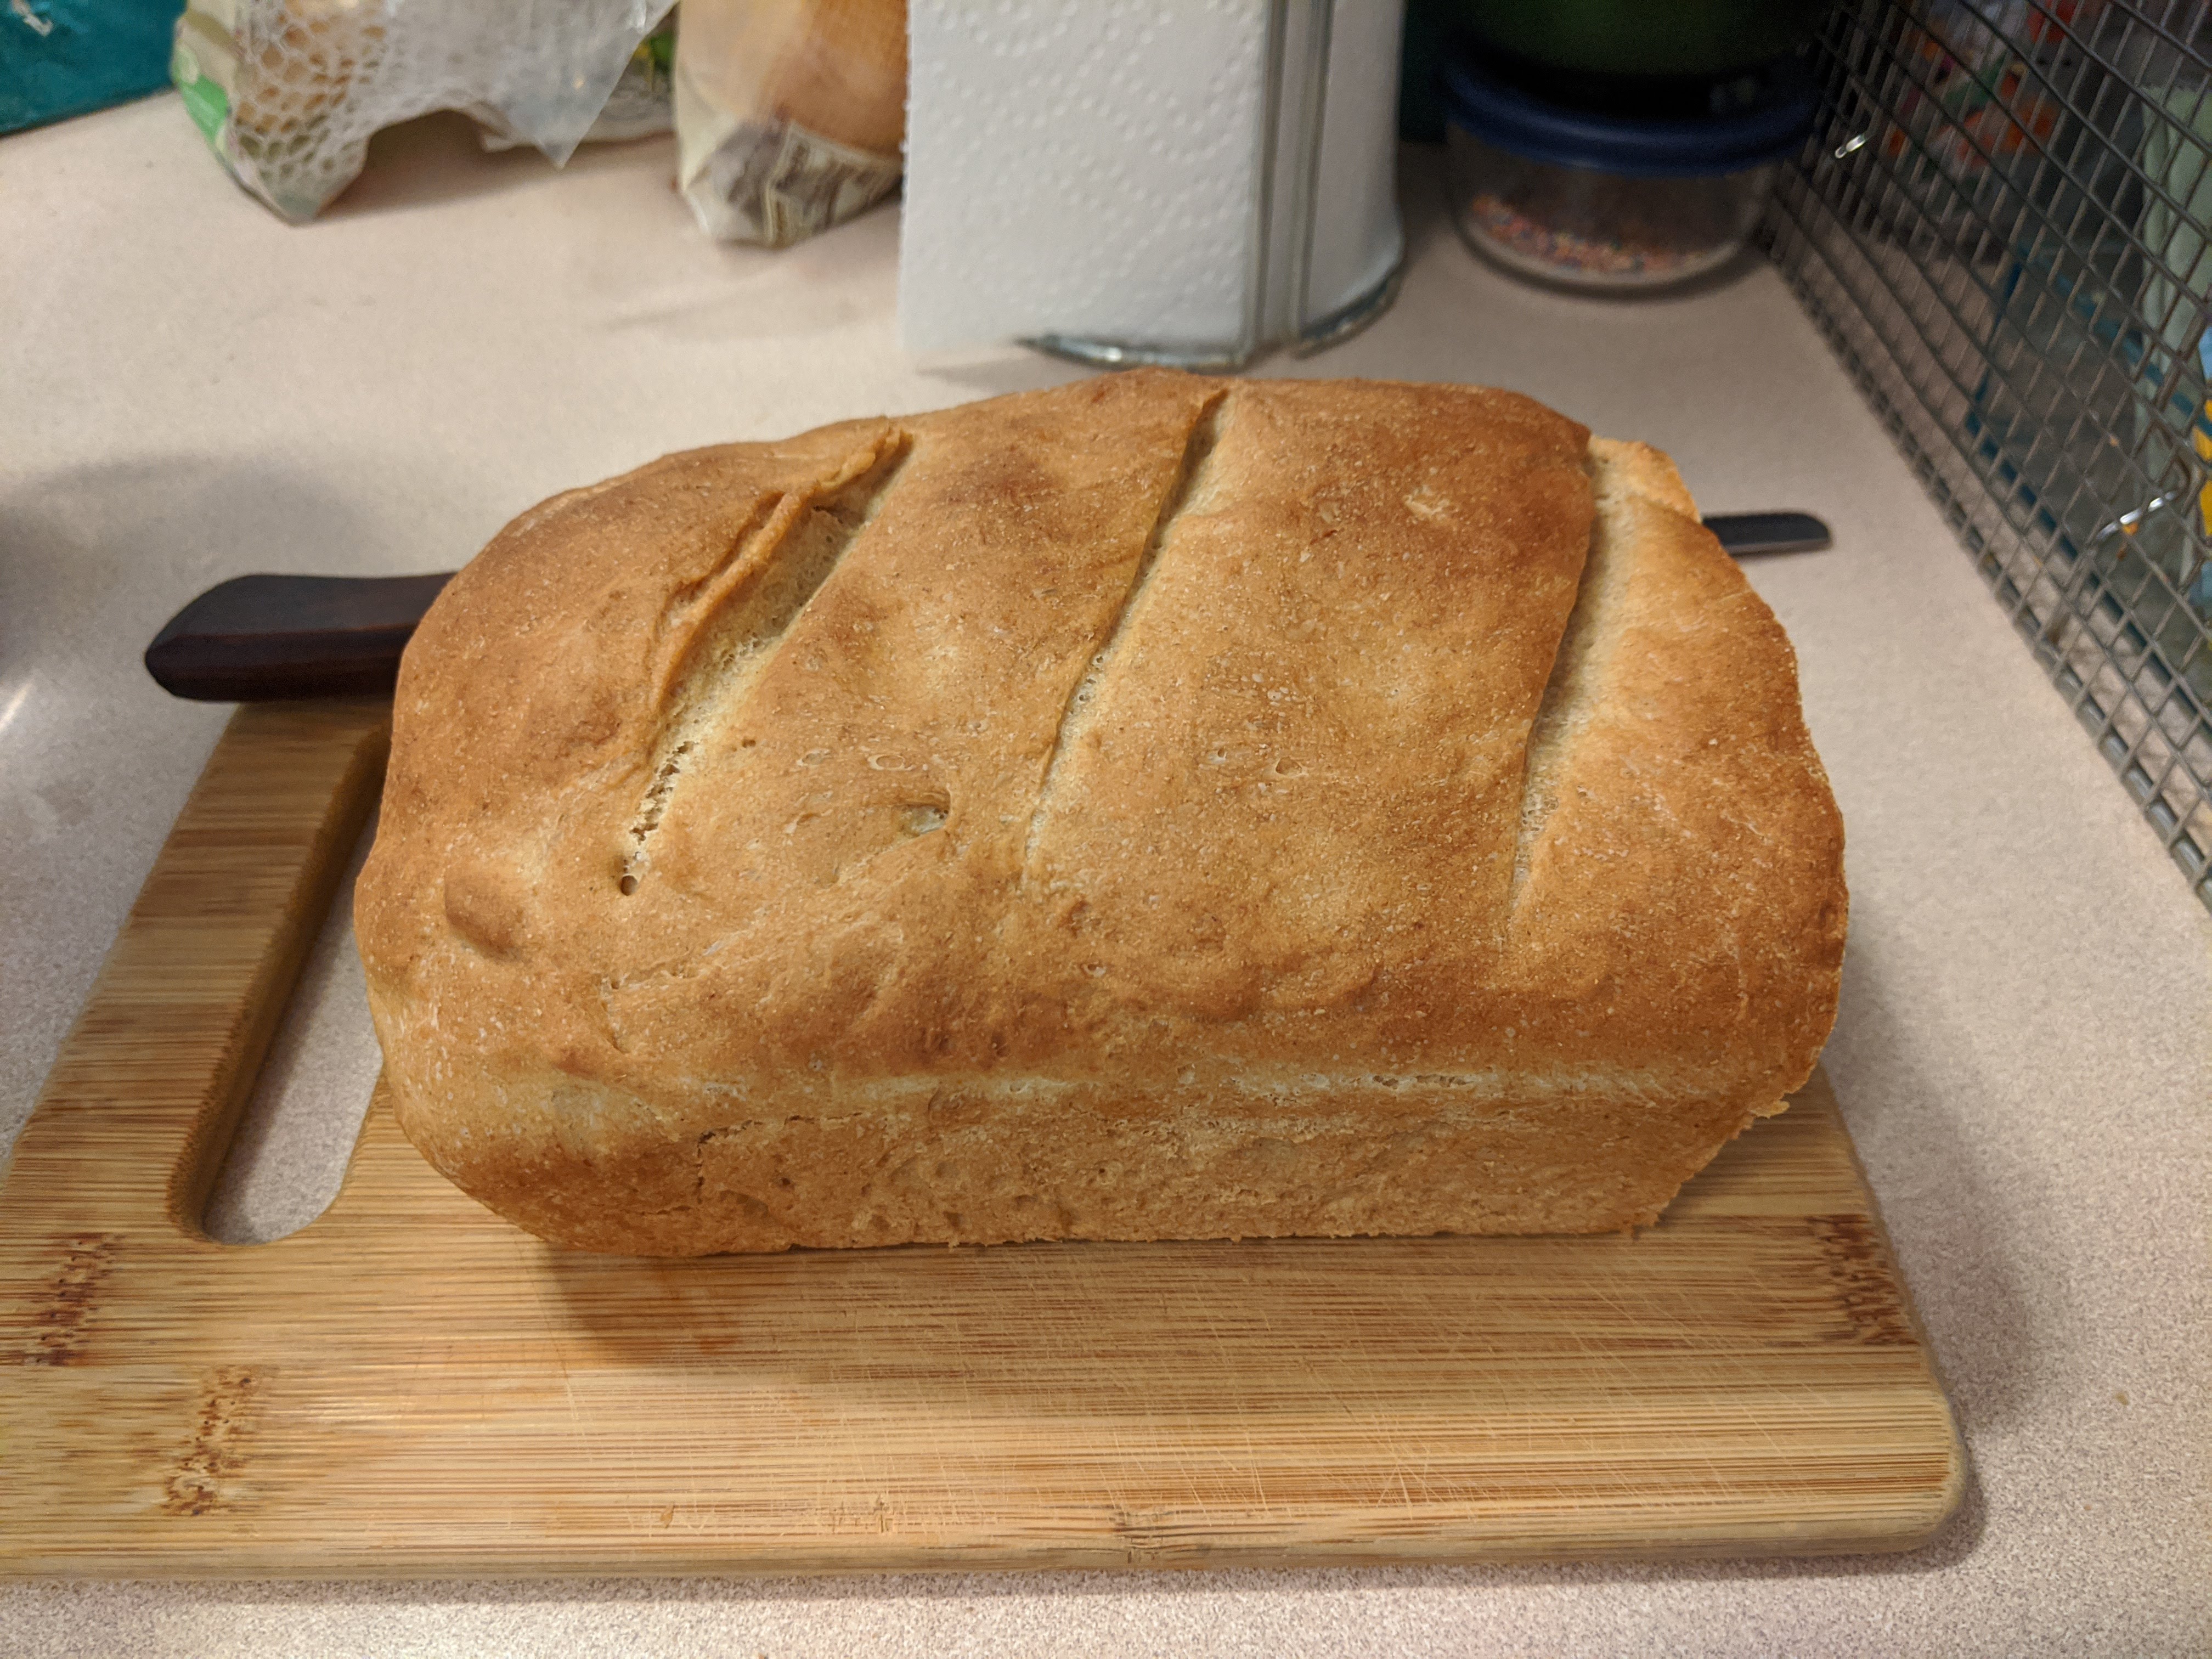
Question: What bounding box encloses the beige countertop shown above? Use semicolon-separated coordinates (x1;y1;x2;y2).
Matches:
2;94;2207;1657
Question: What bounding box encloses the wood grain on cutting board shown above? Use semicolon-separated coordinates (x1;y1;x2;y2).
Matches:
0;702;1961;1576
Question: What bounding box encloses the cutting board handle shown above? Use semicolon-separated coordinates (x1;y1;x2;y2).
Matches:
8;703;390;1243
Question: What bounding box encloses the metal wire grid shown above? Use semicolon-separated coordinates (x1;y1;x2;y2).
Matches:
1764;0;2212;910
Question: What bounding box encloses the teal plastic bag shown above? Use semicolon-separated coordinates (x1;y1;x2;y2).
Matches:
0;0;184;136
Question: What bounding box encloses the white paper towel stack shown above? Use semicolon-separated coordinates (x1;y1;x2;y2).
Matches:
900;0;1404;365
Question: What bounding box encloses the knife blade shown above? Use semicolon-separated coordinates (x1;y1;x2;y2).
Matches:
1700;511;1832;557
143;513;1833;702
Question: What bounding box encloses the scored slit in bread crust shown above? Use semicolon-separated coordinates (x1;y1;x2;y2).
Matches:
356;371;1846;1255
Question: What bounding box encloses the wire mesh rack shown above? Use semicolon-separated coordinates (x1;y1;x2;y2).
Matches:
1765;0;2212;911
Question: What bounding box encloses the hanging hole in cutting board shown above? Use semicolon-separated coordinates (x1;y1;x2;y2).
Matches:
201;807;385;1245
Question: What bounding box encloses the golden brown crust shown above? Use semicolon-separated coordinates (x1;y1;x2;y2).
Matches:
357;372;1845;1255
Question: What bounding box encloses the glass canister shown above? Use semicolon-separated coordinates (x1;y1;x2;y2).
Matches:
1440;52;1813;292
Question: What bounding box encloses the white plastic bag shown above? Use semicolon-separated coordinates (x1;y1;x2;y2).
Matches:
171;0;676;222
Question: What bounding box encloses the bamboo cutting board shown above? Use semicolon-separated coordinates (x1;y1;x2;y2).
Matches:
0;702;1961;1576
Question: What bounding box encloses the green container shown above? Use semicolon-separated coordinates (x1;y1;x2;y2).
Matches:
1402;0;1831;141
1455;0;1831;78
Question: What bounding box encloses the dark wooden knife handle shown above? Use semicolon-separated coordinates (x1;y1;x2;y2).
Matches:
143;514;1833;703
144;572;455;702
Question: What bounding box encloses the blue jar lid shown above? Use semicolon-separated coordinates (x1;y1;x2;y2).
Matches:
1440;52;1816;178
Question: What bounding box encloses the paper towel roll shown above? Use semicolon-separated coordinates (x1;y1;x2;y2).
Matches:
900;0;1403;365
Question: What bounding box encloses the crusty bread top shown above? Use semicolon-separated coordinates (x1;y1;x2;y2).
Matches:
357;371;1844;1130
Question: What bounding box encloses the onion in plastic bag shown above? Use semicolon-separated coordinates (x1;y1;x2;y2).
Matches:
673;0;906;247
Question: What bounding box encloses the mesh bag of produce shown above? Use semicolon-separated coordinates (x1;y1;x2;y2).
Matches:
170;0;673;221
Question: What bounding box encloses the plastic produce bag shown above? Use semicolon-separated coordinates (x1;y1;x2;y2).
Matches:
674;0;906;247
475;24;674;150
169;0;676;222
589;24;678;140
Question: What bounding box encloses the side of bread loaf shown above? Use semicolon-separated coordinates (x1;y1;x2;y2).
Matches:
356;371;1846;1255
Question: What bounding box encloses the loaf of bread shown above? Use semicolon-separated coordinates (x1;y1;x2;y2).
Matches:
356;371;1846;1256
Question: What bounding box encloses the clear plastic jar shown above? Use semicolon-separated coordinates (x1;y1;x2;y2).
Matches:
1441;54;1812;294
1449;131;1777;290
